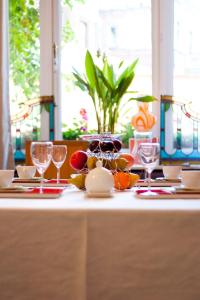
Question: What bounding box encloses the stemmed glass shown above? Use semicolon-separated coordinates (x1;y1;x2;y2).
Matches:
52;145;67;184
138;142;160;195
31;141;53;193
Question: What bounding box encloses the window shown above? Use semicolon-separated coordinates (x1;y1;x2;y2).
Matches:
160;0;200;163
9;0;40;160
8;0;200;162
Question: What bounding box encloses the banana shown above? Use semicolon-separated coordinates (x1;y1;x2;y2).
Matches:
87;156;98;170
68;174;86;190
128;173;140;188
110;158;128;171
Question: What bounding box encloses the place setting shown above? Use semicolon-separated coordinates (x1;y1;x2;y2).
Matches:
132;142;200;199
13;142;71;189
0;142;73;199
135;167;200;200
136;165;182;188
0;170;28;193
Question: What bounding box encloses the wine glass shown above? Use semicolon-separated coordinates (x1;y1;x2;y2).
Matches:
52;145;67;184
31;141;53;193
138;142;160;195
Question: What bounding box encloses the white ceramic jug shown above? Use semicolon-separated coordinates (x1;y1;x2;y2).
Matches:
85;160;114;197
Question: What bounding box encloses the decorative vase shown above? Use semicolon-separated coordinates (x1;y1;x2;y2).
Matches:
131;102;156;132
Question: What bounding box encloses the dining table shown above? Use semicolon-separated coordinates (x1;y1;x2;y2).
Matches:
0;187;200;300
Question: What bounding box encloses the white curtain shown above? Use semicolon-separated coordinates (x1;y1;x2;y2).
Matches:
0;0;14;169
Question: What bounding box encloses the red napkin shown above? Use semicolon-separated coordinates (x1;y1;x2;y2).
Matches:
136;189;172;195
29;187;64;194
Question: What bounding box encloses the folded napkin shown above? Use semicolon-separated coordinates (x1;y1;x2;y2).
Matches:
136;189;172;196
29;187;64;195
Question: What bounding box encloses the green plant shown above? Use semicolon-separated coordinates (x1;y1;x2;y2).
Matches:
9;0;40;100
62;127;83;140
62;126;96;140
120;123;134;148
9;0;85;102
73;50;156;134
62;116;85;140
62;108;95;140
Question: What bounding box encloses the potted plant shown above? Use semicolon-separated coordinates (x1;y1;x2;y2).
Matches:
73;50;156;134
62;108;96;140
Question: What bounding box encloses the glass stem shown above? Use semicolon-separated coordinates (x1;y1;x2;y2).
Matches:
40;172;44;193
57;168;60;184
144;169;147;182
147;169;152;191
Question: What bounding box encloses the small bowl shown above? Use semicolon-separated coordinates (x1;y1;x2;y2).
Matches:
16;165;36;179
181;170;200;189
162;165;182;180
0;170;14;187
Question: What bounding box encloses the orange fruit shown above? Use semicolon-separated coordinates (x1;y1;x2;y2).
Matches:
113;172;140;190
113;172;130;190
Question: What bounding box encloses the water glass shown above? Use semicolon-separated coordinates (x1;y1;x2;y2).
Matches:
138;142;160;195
31;141;53;192
52;145;67;183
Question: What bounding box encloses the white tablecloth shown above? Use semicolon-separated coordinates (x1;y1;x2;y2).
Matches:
0;189;200;300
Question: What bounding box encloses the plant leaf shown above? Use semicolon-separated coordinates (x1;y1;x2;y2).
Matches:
114;73;135;100
118;60;124;68
97;67;113;92
164;102;171;112
72;72;89;91
130;95;157;102
103;60;115;88
85;50;96;89
116;58;138;86
85;50;103;100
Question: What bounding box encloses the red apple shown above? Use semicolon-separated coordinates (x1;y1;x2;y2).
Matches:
70;150;88;170
118;153;135;168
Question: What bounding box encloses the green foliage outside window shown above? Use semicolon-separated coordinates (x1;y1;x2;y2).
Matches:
9;0;40;102
9;0;85;104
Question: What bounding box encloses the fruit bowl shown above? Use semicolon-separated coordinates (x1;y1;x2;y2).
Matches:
67;135;138;191
80;133;122;141
83;133;122;161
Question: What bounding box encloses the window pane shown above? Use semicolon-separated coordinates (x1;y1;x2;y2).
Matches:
9;0;40;160
173;0;200;158
61;0;151;134
174;0;200;107
162;1;200;163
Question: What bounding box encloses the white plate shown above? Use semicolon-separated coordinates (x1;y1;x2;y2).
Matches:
0;185;29;193
138;179;181;187
86;191;113;198
13;177;42;182
13;180;71;188
161;177;181;181
178;185;200;191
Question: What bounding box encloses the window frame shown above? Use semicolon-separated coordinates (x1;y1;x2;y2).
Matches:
151;0;174;139
40;0;62;140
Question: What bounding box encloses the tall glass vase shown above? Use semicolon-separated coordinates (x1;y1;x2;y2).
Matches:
130;130;153;165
